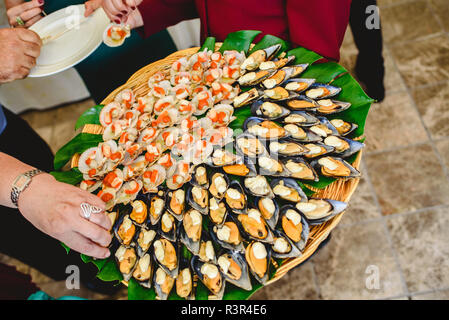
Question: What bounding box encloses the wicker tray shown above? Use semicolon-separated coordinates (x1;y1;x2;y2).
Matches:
72;45;361;288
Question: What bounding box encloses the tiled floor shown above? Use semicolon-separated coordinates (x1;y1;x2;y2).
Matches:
2;0;449;300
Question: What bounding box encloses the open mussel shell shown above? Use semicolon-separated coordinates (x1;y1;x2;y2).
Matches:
180;209;203;255
233;88;260;108
197;233;217;264
147;192;166;225
245;241;271;285
316;99;351;115
254;197;280;230
281;110;319;127
283;124;321;143
283;78;316;93
205;148;242;168
244;117;289;141
303;142;335;159
309;117;340;138
191;255;226;299
152;237;179;278
153;267;175;300
217;250;252;291
243;175;275;199
166;188;186;221
114;214;136;247
190;164;209;189
251;100;290;120
296;198;348;225
234;208;274;244
311;156;361;179
270;229;302;259
241;44;281;71
209;197;229;225
285;95;318;112
211;219;245;252
305;83;341;99
176;257;195;300
224;180;248;214
115;245;138;282
282;157;319;182
257;155;291;177
132;253;154;288
270;178;308;203
324;136;365;158
262;65;307;89
238;69;276;86
330;119;358;137
129;200;148;227
223;157;258;177
187;184;209;215
235;132;269;159
263;87;299;102
268;139;310;158
135;227;157;257
278;205;310;251
259;55;295;71
209;171;230;200
157;211;178;241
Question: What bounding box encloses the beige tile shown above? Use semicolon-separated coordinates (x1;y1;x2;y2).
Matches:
412;82;449;139
412;289;449;300
0;254;30;275
378;0;414;7
313;221;404;299
387;206;449;292
390;35;449;88
435;138;449;168
251;262;319;300
364;92;428;152
20;109;58;146
380;0;442;44
428;0;449;31
365;143;449;215
339;165;380;226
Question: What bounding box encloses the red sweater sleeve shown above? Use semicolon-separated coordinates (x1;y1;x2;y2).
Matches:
138;0;198;37
286;0;351;61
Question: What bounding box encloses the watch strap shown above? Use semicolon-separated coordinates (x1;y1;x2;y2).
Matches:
11;169;44;208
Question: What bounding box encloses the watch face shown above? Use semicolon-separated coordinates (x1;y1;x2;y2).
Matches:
15;175;31;189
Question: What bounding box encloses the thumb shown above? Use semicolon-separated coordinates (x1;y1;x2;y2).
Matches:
84;0;103;17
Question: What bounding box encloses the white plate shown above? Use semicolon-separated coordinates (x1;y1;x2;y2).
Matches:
29;5;110;77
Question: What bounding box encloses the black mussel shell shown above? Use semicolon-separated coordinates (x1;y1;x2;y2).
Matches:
270;229;302;259
209;171;230;200
235;132;269;159
270;178;308;203
254;196;280;230
132;253;154;288
153;267;175;300
283;78;316;93
135;226;157;257
114;214;137;247
190;164;209;189
179;209;202;255
282;156;319;181
210;219;245;252
311;156;361;179
157;211;178;242
280;110;319;127
191;255;226;299
245;241;272;285
251;100;290;120
166;188;186;221
278;205;310;251
296;198;348;225
323;136;365;159
187;184;209;215
305;83;341;99
217;250;252;291
243;175;275;199
152;237;179;278
285;95;318;112
244;117;289;141
268;139;310;158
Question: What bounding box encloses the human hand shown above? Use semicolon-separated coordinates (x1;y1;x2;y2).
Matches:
6;0;44;28
85;0;143;29
0;28;41;83
18;173;112;259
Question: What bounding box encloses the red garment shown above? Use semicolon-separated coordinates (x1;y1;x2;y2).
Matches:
138;0;351;61
0;263;39;300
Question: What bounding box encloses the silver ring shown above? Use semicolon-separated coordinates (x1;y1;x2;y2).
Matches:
15;16;25;26
80;202;103;220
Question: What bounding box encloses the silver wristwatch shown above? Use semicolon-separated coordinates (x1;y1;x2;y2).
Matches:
11;169;44;208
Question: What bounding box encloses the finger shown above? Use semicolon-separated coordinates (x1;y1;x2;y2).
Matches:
112;0;129;14
25;14;43;28
64;232;111;259
124;0;138;9
17;29;42;46
18;66;30;79
7;0;44;18
74;216;112;247
84;0;102;17
20;55;36;69
88;212;112;231
24;40;41;58
103;0;121;16
20;7;42;22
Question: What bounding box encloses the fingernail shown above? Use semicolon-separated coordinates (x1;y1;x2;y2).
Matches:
121;10;127;14
131;6;136;10
114;19;120;24
38;0;44;4
117;13;122;18
105;250;111;258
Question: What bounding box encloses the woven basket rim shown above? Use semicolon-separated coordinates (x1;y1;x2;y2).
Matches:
74;45;362;289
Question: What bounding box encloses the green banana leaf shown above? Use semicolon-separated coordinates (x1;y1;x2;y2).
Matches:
248;34;290;56
54;30;372;300
50;168;83;185
54;133;103;171
75;105;103;130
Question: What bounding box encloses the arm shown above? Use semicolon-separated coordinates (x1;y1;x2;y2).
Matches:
286;0;351;61
0;152;112;259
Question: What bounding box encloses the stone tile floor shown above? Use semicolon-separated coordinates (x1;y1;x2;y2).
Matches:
2;0;449;300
